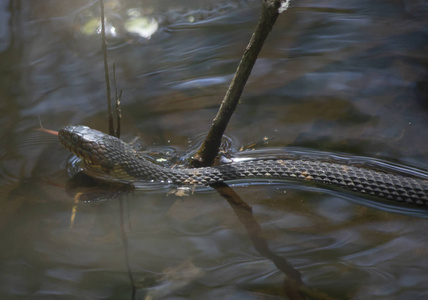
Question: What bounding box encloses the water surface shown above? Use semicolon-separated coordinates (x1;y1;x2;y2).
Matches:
0;0;428;299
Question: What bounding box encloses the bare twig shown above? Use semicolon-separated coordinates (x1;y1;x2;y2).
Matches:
113;62;122;138
100;0;122;138
191;0;284;167
100;0;114;136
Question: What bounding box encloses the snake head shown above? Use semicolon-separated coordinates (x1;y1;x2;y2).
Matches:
58;125;118;168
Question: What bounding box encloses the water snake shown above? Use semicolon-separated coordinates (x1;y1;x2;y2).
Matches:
59;125;428;206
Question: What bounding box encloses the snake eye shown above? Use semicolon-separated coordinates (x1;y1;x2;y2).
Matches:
71;134;78;144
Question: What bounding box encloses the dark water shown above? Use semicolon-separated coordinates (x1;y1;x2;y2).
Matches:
1;0;428;299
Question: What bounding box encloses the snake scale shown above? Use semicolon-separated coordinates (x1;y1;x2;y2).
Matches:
59;125;428;206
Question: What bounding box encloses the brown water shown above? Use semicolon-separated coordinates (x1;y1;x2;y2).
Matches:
1;0;428;299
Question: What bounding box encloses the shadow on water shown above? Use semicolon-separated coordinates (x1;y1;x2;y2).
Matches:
1;0;428;299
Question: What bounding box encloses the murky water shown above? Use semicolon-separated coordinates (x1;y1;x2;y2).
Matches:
1;0;428;299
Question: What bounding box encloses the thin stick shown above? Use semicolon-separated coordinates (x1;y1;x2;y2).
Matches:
113;62;122;138
191;0;284;167
100;0;114;136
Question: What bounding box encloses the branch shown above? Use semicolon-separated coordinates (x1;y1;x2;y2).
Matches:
113;62;122;138
100;0;122;138
100;0;114;136
190;0;284;167
212;182;336;299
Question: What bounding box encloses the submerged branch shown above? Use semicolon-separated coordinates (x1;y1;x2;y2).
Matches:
190;0;284;167
213;182;336;300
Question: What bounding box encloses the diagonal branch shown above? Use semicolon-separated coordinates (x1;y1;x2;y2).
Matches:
190;0;285;167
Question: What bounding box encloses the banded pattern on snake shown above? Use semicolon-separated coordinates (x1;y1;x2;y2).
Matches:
59;126;428;206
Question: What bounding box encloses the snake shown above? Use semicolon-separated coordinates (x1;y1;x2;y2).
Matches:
58;125;428;206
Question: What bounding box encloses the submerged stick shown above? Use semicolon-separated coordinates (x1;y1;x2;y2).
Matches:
212;182;335;299
212;182;303;285
191;0;285;167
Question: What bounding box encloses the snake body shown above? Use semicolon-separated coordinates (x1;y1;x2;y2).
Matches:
59;126;428;206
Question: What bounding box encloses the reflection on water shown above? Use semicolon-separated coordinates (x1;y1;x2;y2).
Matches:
1;0;428;299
